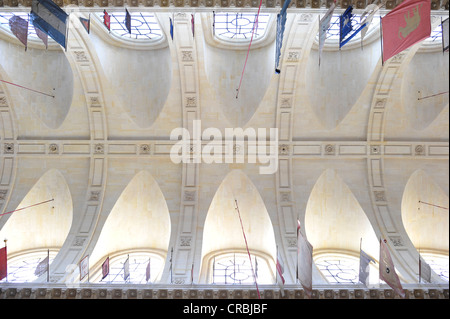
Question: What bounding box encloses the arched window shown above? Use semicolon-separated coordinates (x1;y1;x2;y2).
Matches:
207;251;274;285
0;12;48;41
421;252;449;282
319;14;379;44
213;12;271;41
96;11;162;40
0;250;57;283
92;252;165;284
315;253;377;285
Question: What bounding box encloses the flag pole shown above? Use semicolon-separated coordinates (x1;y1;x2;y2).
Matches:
0;80;55;99
234;199;261;299
0;198;54;217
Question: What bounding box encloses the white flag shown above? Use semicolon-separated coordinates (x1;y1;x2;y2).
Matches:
419;256;432;283
359;249;375;287
123;255;130;281
297;220;313;298
34;255;49;277
360;3;380;44
318;1;336;66
379;239;405;298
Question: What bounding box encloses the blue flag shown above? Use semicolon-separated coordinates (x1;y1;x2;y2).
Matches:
125;9;131;34
339;5;370;48
339;6;353;47
275;0;291;73
30;0;68;49
169;17;174;41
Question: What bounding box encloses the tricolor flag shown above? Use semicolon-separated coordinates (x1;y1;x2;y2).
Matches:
79;255;89;281
101;256;109;280
79;15;90;34
297;220;313;298
103;10;111;32
359;248;375;287
9;15;29;51
318;0;336;66
274;0;291;73
379;239;405;298
360;2;380;45
0;246;7;281
34;251;49;278
30;0;68;49
123;255;130;281
419;256;432;283
125;9;131;34
381;0;431;63
276;248;285;297
442;17;449;52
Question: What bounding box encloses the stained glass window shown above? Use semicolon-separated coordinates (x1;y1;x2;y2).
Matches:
96;253;164;284
0;251;56;283
211;253;274;284
213;12;271;40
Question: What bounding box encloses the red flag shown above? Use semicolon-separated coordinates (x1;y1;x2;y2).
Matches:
103;10;111;31
381;0;431;62
9;15;28;51
34;24;48;49
191;14;195;38
379;239;405;298
0;246;7;281
101;256;109;280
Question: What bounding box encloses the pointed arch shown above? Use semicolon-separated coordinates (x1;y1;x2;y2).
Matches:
305;169;379;258
200;170;276;284
89;170;171;280
0;169;73;256
401;169;449;253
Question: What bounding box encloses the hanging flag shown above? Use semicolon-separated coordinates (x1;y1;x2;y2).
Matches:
123;255;130;281
339;6;354;48
419;256;432;283
103;10;111;31
169;17;174;41
360;3;380;44
191;14;195;38
79;15;90;34
274;0;291;73
379;239;405;298
359;248;375;287
318;1;336;66
9;15;29;51
34;253;49;277
79;255;89;281
30;0;68;49
34;24;48;49
381;0;431;63
145;259;151;282
276;248;285;297
297;220;313;298
101;256;109;280
0;246;6;281
125;9;131;34
442;17;449;52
